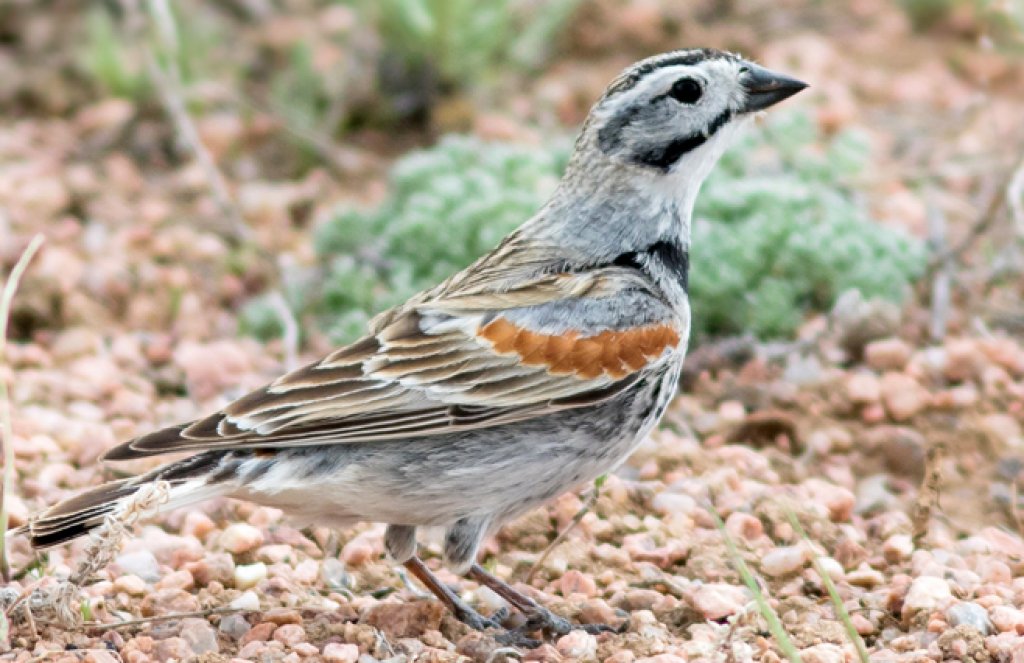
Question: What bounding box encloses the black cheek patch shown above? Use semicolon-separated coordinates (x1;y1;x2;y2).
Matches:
634;134;709;171
597;104;645;153
629;108;735;172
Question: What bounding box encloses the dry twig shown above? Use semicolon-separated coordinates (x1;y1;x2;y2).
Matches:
924;155;1024;277
89;605;244;631
8;482;171;628
120;0;252;245
926;194;952;341
1009;155;1024;237
114;0;303;364
525;479;603;584
0;233;46;582
911;443;944;545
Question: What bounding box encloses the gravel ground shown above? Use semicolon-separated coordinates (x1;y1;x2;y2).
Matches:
2;1;1024;661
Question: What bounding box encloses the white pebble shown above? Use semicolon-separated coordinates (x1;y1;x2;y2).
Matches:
555;630;597;658
220;523;265;554
474;585;508;613
799;643;844;663
113;550;160;582
761;545;807;576
883;534;914;562
947;602;992;635
847;565;884;588
903;576;953;617
112;574;148;596
234;562;268;590
229;590;261;611
323;643;360;663
650;492;697;515
815;556;845;582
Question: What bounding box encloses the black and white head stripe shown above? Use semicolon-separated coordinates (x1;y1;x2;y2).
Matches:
594;50;748;172
589;49;807;174
602;49;742;99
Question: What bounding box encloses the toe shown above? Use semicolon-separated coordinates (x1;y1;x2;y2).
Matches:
494;630;542;649
579;621;623;634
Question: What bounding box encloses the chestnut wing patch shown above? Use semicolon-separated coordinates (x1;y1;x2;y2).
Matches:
478;317;680;380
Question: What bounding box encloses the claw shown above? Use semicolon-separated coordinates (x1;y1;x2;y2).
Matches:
451;603;505;631
518;608;573;635
494;630;542;649
579;620;626;635
516;606;626;638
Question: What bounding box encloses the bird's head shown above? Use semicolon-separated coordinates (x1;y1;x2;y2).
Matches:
528;49;808;261
577;49;807;185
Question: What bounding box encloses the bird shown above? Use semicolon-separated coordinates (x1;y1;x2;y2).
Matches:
20;48;806;642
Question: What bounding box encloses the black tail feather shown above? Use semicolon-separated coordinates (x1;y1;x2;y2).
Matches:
21;479;138;549
16;451;229;549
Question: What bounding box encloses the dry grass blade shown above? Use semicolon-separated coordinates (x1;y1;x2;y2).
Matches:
89;605;245;631
526;475;604;583
707;506;801;663
927;193;952;342
912;443;943;544
924;152;1024;277
784;509;870;662
0;234;46;582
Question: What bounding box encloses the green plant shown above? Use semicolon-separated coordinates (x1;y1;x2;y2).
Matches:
293;135;567;341
899;0;959;30
899;0;1024;48
786;509;870;662
82;7;150;100
363;0;581;89
256;112;924;345
691;111;926;339
709;506;801;662
81;1;228;103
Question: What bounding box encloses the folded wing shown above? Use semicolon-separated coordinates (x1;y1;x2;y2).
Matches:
104;267;684;460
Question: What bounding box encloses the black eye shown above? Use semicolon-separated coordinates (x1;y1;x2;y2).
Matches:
668;78;702;104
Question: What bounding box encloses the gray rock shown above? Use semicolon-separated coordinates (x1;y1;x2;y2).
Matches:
219;613;251;640
946;602;992;635
855;474;898;515
784;354;824;387
321;557;351;589
181;617;219;655
113;550;161;582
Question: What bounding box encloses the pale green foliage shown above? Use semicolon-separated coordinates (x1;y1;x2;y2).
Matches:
899;0;1024;48
82;8;149;99
691;112;925;338
365;0;581;87
271;44;323;130
246;113;925;343
81;3;227;102
316;135;568;340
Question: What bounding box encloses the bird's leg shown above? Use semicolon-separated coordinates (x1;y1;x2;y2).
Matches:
402;557;506;632
467;564;621;636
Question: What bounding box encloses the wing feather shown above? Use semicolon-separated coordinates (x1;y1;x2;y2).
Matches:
103;267;682;461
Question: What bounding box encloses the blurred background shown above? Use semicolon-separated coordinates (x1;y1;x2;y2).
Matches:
2;1;1024;655
1;0;1021;355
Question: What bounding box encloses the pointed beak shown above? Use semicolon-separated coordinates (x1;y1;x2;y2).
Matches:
740;63;808;113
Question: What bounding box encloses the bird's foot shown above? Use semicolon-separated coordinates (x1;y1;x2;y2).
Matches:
517;606;625;636
493;629;542;649
451;603;508;632
451;605;542;648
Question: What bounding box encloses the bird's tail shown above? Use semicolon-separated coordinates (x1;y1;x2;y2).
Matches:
13;453;229;549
